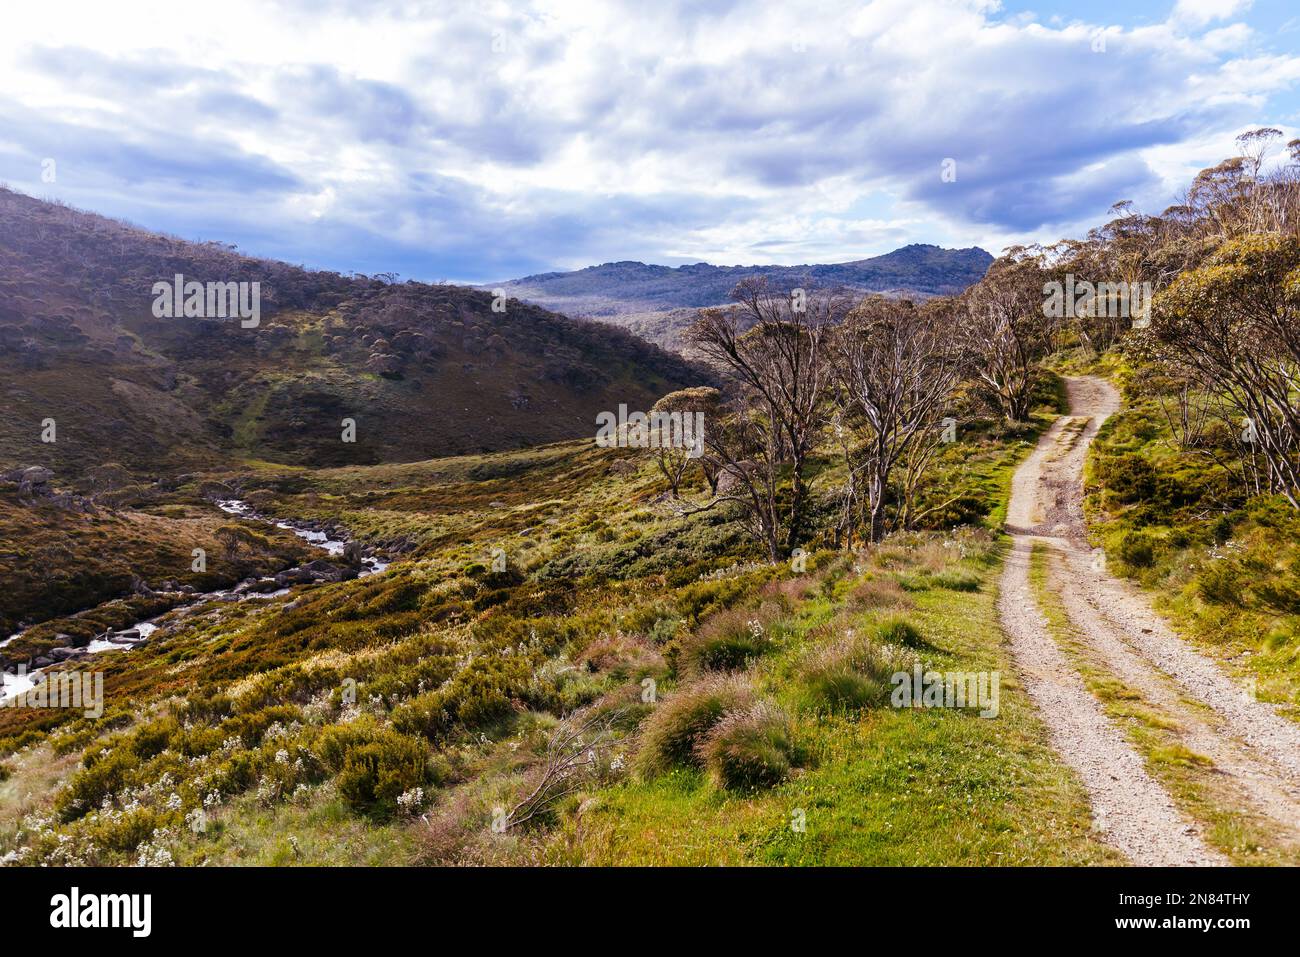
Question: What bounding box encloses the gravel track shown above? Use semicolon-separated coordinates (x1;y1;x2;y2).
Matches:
999;378;1225;865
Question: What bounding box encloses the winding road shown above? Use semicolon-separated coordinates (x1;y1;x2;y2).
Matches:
999;376;1300;865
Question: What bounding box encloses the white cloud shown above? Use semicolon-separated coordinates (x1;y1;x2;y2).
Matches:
0;0;1293;279
1174;0;1253;29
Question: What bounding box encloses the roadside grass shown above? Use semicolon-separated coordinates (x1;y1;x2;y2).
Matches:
543;538;1117;866
1080;359;1300;717
1028;542;1300;866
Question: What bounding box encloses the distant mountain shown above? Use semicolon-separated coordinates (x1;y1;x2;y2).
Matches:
0;188;707;475
489;244;995;350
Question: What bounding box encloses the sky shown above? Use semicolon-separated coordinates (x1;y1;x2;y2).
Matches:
2;0;1300;283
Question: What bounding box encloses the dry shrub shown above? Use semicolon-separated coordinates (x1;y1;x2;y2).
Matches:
759;576;815;607
576;632;665;679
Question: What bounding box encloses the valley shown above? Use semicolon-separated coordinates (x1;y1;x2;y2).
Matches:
3;133;1300;871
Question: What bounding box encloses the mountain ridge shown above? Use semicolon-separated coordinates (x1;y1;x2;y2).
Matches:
488;243;995;350
0;187;709;476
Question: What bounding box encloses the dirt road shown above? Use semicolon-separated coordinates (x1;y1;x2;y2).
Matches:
999;376;1300;865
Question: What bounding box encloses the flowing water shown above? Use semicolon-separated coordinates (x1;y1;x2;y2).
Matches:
1;500;389;701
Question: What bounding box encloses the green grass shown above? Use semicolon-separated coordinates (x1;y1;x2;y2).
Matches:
0;375;1116;867
1079;358;1300;716
543;539;1117;865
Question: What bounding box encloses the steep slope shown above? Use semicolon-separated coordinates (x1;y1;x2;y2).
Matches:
488;245;994;349
0;188;707;476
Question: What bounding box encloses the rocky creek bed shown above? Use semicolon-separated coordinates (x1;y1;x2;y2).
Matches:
0;499;391;701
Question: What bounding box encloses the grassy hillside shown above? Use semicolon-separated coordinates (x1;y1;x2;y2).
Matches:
0;188;707;474
0;383;1097;866
0;484;312;642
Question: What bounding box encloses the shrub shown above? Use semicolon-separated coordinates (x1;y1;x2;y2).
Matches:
1099;454;1157;503
1198;560;1246;607
695;701;796;791
1116;530;1156;569
390;654;531;741
318;721;431;812
336;739;428;811
83;806;180;855
389;691;448;740
634;674;753;776
1212;515;1234;546
56;748;140;821
129;717;179;760
647;616;680;645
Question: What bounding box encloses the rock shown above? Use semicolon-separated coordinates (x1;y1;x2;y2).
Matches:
19;466;53;486
8;465;55;494
33;656;53;667
48;647;86;662
343;541;364;567
198;480;236;500
49;492;98;515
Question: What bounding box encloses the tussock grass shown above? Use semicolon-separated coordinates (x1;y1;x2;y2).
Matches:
792;631;915;713
695;701;798;791
675;608;771;677
633;674;755;778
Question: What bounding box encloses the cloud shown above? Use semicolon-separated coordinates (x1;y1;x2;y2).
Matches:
1174;0;1254;28
0;0;1295;280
